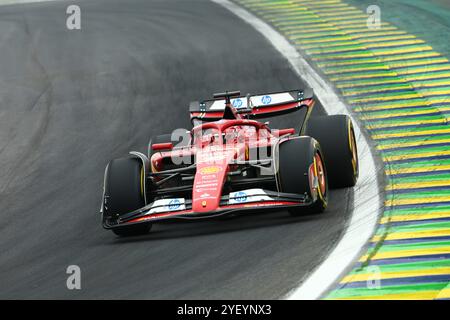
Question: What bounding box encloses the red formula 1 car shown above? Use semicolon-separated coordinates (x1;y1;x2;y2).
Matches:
101;89;359;236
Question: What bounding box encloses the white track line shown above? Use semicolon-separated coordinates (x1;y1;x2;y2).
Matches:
212;0;381;300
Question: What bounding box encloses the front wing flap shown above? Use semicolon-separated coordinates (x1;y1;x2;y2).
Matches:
102;189;311;229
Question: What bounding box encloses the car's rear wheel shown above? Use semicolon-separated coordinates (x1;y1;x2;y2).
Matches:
276;137;328;216
305;115;358;188
103;157;152;237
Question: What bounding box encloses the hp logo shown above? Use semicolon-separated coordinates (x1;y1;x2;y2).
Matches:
235;191;247;203
169;199;181;210
261;95;272;105
232;98;243;108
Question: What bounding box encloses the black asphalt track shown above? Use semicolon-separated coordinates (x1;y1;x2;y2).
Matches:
0;0;354;298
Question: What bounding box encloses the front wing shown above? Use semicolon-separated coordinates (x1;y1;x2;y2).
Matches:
102;189;312;229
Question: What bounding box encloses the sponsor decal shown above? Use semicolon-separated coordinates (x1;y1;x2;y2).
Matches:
261;95;272;105
228;189;274;205
169;199;181;210
147;198;186;214
232;98;243;108
199;166;222;175
234;191;248;203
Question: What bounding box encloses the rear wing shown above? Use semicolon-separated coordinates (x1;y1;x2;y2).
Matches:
189;88;314;123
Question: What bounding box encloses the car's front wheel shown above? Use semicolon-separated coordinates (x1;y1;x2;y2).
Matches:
103;157;152;237
276;137;328;216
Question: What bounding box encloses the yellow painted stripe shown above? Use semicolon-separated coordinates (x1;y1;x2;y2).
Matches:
295;36;353;43
396;65;450;75
359;247;450;261
436;287;450;299
374;45;433;56
247;3;299;10
324;65;389;74
389;58;449;68
286;31;346;39
312;5;359;12
355;100;434;112
318;14;369;22
343;84;413;96
298;0;346;4
382;150;450;162
282;21;333;28
412;80;450;88
338;78;407;88
350;31;407;38
350;93;422;103
372;230;450;242
285;26;340;34
385;197;450;207
424;97;450;104
332;20;387;27
260;9;308;16
378;138;450;150
318;58;381;67
302;41;362;49
403;72;450;81
312;52;375;60
357;35;417;43
314;10;362;17
360;109;434;120
386;164;450;175
341;267;450;283
333;291;438;300
330;71;397;81
368;119;445;130
381;52;442;62
342;26;399;33
259;7;308;15
380;213;450;224
436;289;450;299
420;88;450;96
386;180;450;191
308;46;368;55
365;39;425;49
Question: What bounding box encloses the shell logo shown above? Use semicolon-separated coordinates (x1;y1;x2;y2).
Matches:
199;166;221;175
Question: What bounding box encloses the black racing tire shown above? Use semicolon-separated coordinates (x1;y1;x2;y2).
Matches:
276;137;328;216
104;157;152;237
305;115;358;189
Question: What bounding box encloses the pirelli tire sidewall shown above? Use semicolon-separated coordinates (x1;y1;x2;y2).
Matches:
276;137;328;215
305;115;358;189
103;157;152;236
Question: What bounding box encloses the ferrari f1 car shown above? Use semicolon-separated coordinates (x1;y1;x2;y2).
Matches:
101;89;359;236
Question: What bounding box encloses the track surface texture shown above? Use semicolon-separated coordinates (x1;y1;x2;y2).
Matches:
0;0;355;298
